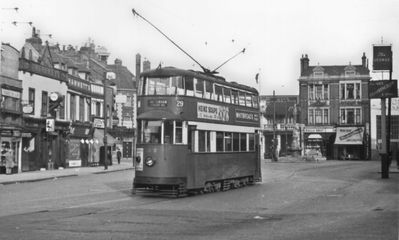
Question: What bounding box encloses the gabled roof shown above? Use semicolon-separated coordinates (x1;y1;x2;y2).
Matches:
302;65;370;76
107;64;135;89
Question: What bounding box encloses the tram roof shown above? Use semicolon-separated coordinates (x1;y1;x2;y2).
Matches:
140;66;258;94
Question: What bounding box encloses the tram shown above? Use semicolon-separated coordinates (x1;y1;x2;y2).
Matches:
133;66;262;197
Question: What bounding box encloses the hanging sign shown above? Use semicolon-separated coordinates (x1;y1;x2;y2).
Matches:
369;80;398;99
373;45;392;71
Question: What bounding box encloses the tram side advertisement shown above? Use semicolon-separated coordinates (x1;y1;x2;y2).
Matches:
197;102;229;122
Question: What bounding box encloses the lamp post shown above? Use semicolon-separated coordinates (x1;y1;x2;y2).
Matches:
103;72;115;170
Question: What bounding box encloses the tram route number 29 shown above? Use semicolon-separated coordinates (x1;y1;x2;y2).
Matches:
176;100;184;108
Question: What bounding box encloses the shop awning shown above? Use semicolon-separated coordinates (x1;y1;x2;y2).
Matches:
137;110;181;120
308;134;323;139
334;127;364;145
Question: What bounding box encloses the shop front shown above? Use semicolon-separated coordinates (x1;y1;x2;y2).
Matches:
66;123;93;167
0;129;21;174
334;126;365;160
304;126;335;160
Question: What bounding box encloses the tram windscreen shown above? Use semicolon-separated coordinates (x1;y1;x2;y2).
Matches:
143;121;162;143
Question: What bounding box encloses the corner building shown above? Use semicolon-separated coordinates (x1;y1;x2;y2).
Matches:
298;53;371;160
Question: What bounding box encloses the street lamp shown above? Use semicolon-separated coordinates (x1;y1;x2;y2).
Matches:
103;71;115;170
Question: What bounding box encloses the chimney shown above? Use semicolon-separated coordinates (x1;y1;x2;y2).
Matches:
143;59;151;72
300;54;309;76
114;58;122;65
362;52;367;68
135;53;141;82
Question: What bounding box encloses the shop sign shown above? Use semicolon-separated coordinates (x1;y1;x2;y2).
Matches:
335;127;364;145
1;89;20;99
0;130;13;136
21;132;32;138
373;45;392;71
304;126;335;133
46;118;55;132
93;118;105;129
369;80;398;99
197;102;229;122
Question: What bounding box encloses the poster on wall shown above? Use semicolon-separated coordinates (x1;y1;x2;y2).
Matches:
335;127;364;145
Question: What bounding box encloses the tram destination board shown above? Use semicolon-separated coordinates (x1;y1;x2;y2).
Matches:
369;80;398;99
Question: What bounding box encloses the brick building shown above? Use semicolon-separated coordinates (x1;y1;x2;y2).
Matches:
298;53;371;160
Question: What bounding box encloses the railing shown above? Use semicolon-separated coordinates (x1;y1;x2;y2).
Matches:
19;58;67;82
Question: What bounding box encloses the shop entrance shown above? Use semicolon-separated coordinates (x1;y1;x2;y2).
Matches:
0;138;20;174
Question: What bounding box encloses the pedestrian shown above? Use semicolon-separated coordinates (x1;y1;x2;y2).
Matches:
5;148;14;175
117;149;121;164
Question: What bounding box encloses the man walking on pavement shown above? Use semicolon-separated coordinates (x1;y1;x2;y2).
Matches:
117;148;121;164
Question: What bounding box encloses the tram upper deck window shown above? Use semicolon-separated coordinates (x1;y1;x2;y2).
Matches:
205;81;213;99
185;76;194;96
252;95;259;108
171;76;184;95
231;90;238;105
224;88;231;104
246;94;253;107
143;120;162;143
215;85;223;102
238;91;246;106
195;78;204;98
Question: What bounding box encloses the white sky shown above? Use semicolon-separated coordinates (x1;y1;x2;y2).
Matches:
1;0;398;95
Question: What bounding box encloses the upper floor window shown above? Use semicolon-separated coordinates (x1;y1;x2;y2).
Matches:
308;107;329;125
314;72;324;77
340;107;361;124
340;81;361;100
345;70;355;76
41;91;48;117
28;88;35;114
308;84;329;100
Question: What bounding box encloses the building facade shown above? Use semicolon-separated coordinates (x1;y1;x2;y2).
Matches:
260;95;301;159
0;43;23;174
298;53;371;160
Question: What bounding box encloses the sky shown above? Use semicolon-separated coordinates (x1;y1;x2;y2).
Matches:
1;0;398;95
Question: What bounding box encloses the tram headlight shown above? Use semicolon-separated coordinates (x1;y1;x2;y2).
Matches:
145;156;156;167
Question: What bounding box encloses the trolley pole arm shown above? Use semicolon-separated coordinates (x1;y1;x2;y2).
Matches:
132;9;210;73
212;48;245;73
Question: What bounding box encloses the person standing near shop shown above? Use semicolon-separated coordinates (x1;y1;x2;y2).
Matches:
5;148;14;175
117;148;121;164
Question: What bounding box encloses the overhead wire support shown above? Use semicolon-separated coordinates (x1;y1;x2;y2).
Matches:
132;8;211;73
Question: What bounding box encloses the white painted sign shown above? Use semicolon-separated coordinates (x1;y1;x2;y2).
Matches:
197;102;229;122
136;148;143;171
115;94;127;103
1;89;20;98
68;160;82;167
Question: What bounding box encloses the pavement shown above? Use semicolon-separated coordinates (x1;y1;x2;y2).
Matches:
0;160;134;185
1;156;398;185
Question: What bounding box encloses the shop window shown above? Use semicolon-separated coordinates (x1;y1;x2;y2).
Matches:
1;93;20;112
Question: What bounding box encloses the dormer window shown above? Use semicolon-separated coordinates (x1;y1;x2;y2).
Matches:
313;66;324;78
314;71;324;77
345;70;355;76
